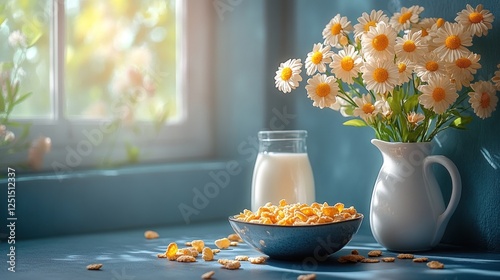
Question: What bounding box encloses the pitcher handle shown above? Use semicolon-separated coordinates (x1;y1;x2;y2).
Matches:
424;155;462;247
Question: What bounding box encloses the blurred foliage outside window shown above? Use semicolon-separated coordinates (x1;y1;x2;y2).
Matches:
1;0;177;169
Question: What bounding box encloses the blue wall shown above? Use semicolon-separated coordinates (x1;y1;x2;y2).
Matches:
279;0;499;251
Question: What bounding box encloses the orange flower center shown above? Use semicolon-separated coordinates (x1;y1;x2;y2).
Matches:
372;34;389;51
316;83;331;97
436;18;445;28
425;61;439;72
331;23;342;35
455;58;472;69
281;67;292;81
362;103;375;114
445;35;461;50
403;40;416;52
421;27;429;37
373;68;389;83
432;87;446;102
480;92;491;108
469;12;484;23
364;20;377;32
311;51;323;65
398;63;407;73
341;56;354;71
399;11;412;24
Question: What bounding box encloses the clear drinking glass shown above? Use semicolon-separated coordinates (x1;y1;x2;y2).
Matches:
251;130;315;211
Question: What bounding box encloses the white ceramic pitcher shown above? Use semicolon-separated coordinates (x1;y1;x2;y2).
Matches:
370;139;462;252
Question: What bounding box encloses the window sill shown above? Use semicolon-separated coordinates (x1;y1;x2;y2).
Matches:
0;160;252;240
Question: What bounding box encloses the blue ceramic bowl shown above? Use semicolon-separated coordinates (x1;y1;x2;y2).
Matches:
228;214;363;260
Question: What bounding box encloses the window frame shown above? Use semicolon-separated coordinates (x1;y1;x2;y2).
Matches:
15;0;214;171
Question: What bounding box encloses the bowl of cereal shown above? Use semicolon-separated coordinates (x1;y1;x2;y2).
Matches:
228;200;363;260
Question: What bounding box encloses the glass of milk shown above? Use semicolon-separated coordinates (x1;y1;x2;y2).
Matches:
251;130;315;211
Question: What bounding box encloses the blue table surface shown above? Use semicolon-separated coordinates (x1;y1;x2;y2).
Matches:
1;220;499;280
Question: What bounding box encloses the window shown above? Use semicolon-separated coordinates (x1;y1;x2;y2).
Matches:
0;0;213;172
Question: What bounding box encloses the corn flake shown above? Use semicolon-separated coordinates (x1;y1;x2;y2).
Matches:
234;199;359;226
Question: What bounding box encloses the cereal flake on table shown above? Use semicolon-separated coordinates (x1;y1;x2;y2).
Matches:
297;273;316;280
427;260;445;269
144;230;159;239
201;270;215;279
86;263;103;270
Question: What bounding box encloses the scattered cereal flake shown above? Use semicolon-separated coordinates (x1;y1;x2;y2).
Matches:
351;249;359;255
397;253;414;259
338;254;365;263
144;230;159;239
248;256;266;264
202;247;214;261
381;257;395;262
176;248;198;258
228;233;243;242
218;259;231;265
185;241;192;246
368;250;382;257
413;257;429;263
191;240;205;253
427;261;445;269
222;260;241;270
177;255;197;263
86;263;103;270
361;258;380;263
201;270;215;279
166;242;179;261
212;249;221;254
157;253;167;258
297;273;316;280
235;255;249;261
215;238;231;249
230;241;239;246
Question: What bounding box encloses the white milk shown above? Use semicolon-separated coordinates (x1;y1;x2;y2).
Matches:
251;152;315;211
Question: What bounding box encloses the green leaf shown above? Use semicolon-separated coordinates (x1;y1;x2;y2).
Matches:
343;119;367;127
403;93;420;113
13;92;32;107
450;116;473;129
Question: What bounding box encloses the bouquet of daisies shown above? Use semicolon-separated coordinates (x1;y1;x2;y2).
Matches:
274;4;499;142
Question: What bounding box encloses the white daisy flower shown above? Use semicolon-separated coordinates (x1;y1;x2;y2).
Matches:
418;76;458;114
305;74;340;109
305;43;332;76
322;14;353;48
407;112;425;125
396;59;414;85
395;30;426;62
491;64;500;91
414;52;447;82
445;52;481;90
375;93;392;119
361;21;397;61
274;58;303;93
354;10;389;39
412;17;437;42
361;58;399;94
330;45;363;85
8;30;27;48
390;5;425;32
455;4;495;37
468;81;498;119
432;22;473;62
353;94;379;123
